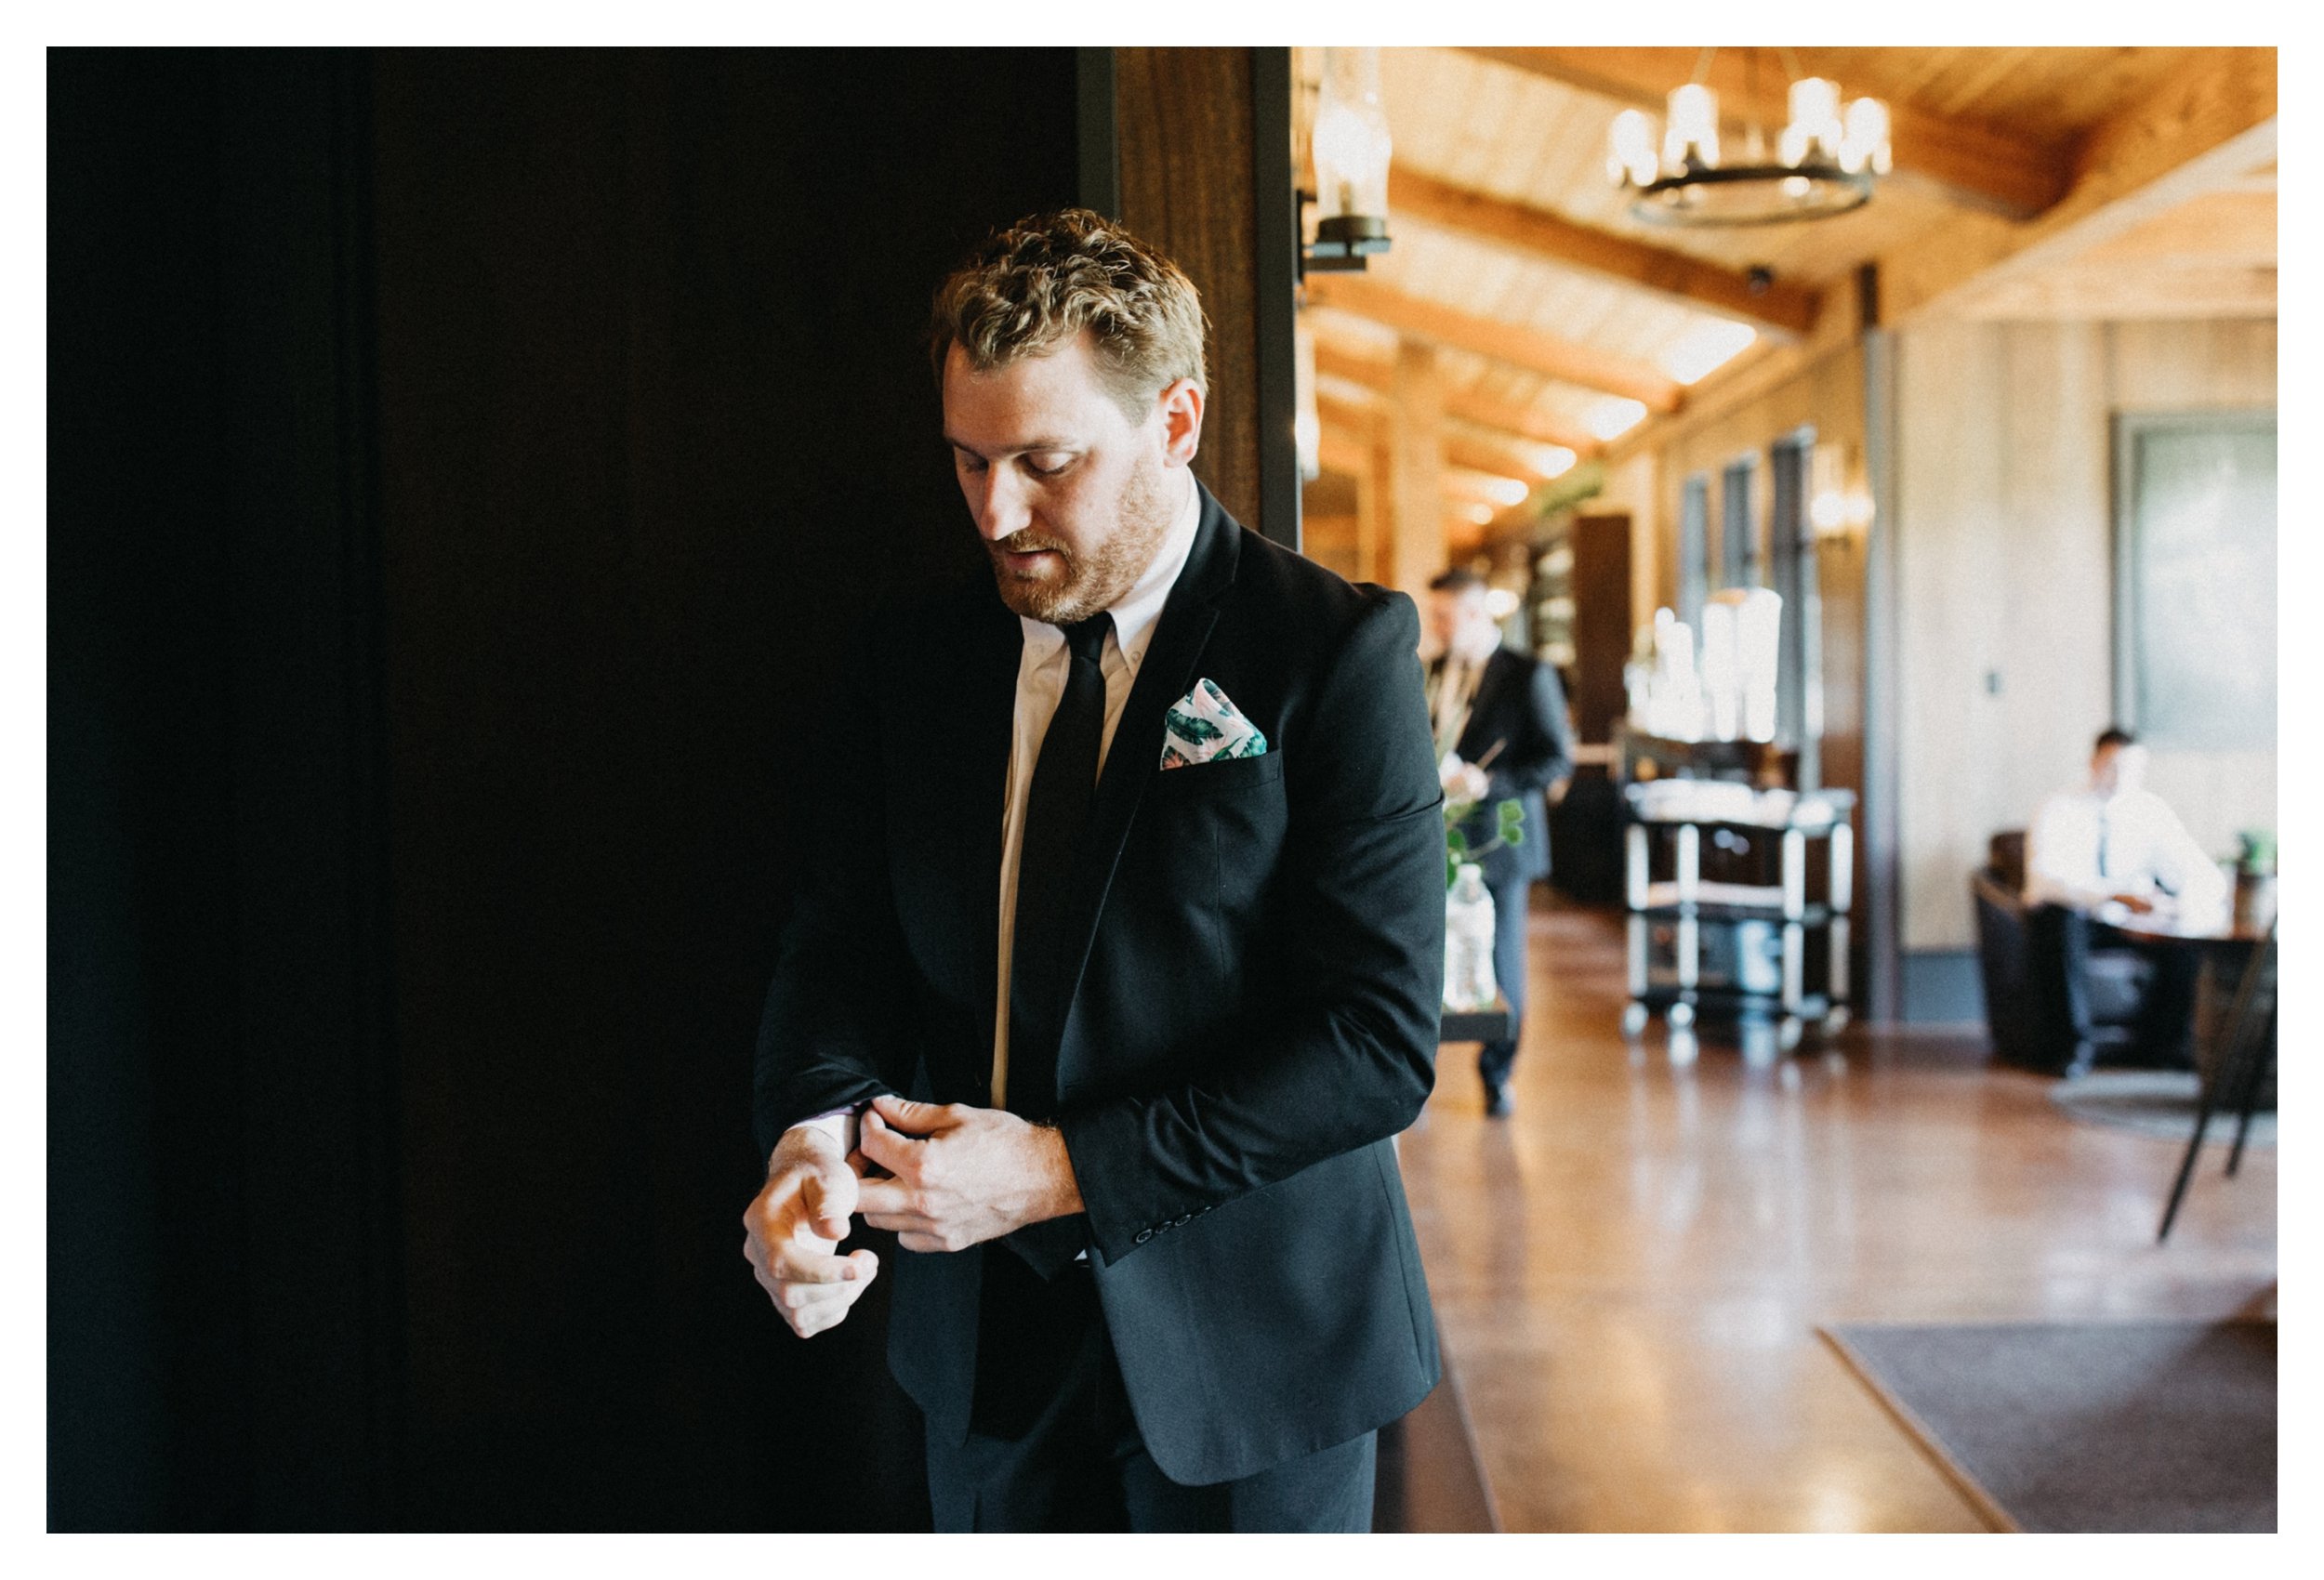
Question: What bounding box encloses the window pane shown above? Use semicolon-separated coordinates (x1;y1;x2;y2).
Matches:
1680;475;1710;631
2127;421;2276;750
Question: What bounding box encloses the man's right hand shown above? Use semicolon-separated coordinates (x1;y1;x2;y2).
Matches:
742;1125;879;1338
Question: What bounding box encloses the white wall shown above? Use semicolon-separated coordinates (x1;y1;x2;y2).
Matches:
1895;317;2277;950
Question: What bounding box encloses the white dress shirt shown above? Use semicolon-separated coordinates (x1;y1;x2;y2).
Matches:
790;475;1203;1153
2025;783;2228;922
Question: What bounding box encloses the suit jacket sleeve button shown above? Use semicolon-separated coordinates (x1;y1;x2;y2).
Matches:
1134;1229;1154;1244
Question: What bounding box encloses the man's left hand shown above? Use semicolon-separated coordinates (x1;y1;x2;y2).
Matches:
852;1095;1084;1253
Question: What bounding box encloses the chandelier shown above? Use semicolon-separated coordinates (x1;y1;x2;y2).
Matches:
1605;49;1892;227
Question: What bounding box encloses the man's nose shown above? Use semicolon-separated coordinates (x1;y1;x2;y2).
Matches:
973;467;1032;542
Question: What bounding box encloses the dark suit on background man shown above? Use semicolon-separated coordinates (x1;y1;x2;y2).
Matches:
1433;647;1575;1104
755;486;1446;1524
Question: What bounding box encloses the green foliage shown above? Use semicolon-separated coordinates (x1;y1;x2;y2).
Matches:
1530;460;1605;520
1443;792;1528;886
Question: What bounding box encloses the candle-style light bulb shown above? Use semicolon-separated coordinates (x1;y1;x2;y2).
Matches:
1609;107;1655;185
1313;47;1393;220
1842;97;1892;175
1789;78;1840;134
1665;83;1720;169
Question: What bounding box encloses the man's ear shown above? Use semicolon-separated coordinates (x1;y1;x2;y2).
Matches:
1156;377;1204;467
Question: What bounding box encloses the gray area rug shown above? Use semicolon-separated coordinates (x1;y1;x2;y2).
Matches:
2049;1070;2276;1146
1825;1321;2276;1532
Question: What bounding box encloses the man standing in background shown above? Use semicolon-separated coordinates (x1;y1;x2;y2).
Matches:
1425;568;1575;1117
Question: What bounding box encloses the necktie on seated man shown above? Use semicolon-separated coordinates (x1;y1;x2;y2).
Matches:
1000;612;1109;1277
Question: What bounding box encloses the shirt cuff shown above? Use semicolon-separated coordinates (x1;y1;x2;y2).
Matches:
786;1107;860;1158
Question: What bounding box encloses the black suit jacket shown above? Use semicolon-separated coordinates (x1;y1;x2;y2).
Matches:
755;486;1446;1484
1436;648;1575;887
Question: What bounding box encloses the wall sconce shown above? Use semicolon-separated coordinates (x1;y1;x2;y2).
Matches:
1302;47;1393;275
1809;441;1871;539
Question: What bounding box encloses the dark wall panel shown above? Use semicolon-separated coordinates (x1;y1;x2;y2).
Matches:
50;48;399;1531
53;45;1078;1530
368;48;1076;1528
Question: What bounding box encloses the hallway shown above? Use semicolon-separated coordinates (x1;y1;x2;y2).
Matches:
1399;896;2278;1532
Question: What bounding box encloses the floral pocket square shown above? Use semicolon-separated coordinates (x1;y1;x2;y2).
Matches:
1161;678;1269;770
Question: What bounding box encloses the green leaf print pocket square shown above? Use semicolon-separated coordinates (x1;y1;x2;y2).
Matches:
1161;678;1269;770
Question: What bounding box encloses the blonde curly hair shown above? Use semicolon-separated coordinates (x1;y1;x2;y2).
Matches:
930;208;1208;420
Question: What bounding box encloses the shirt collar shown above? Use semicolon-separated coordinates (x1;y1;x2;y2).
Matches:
1018;472;1203;677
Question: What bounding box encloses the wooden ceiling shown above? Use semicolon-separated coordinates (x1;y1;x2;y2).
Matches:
1296;44;2278;553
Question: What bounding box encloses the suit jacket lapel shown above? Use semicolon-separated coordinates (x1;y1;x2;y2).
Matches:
1050;483;1241;1056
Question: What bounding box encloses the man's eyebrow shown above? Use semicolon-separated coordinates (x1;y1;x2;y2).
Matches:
944;434;1079;457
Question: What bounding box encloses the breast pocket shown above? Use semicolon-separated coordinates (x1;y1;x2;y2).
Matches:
1120;750;1289;984
1149;747;1285;800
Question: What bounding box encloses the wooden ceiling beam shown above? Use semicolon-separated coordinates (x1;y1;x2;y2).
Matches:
1948;261;2277;322
1314;341;1604;456
1314;387;1382;436
1463;46;2073;217
1312;341;1396;396
1443;388;1600;458
1441;469;1525;507
1446;432;1556;486
1304;274;1684;411
1314;391;1549;496
1882;49;2277;323
1389;163;1818;336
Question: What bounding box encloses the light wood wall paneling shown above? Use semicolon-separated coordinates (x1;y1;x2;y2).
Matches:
1892;315;2278;953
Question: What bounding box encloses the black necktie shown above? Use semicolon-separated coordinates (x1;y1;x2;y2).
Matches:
997;613;1108;1279
1008;613;1109;1119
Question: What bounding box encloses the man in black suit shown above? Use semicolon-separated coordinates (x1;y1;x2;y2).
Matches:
742;210;1446;1531
1424;568;1575;1117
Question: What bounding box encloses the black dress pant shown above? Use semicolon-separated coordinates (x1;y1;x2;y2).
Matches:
1477;871;1531;1092
925;1253;1377;1532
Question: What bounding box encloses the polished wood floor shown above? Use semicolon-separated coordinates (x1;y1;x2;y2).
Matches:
1399;896;2278;1533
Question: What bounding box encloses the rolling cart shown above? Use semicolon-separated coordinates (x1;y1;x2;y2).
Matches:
1620;783;1855;1050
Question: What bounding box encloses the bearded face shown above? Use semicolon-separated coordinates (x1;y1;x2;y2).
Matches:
943;333;1197;627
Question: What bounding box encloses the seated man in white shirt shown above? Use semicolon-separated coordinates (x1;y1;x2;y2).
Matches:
2024;727;2225;1073
2026;727;2229;926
